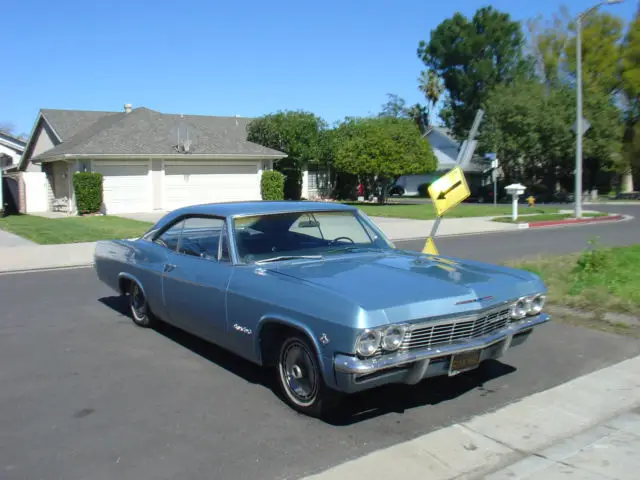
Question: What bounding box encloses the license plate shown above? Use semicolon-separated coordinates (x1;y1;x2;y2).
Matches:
449;349;482;375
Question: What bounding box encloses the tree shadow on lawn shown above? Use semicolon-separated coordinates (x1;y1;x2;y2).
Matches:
99;294;516;426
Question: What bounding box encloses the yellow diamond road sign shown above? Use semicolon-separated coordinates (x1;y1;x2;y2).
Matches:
422;237;438;255
428;166;471;217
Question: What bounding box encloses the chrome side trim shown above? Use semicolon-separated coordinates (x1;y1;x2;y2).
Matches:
334;313;550;375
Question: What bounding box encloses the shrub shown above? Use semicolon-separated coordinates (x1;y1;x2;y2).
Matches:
72;172;103;214
261;170;285;201
417;182;431;197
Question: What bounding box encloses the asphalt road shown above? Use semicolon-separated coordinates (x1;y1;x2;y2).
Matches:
2;267;640;479
395;204;640;263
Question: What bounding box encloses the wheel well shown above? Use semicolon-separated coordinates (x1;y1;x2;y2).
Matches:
119;276;133;295
259;322;313;367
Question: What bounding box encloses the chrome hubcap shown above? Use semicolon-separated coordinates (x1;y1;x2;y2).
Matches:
282;342;317;403
131;286;145;317
291;365;303;379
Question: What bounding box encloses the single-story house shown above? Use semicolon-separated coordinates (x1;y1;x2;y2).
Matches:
16;105;287;215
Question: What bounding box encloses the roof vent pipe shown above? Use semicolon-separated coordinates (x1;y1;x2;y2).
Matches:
124;104;132;114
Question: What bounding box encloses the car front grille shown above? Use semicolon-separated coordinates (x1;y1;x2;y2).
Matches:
400;307;511;351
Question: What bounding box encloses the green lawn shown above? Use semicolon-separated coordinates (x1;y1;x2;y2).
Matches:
507;243;640;315
0;215;153;245
349;203;560;220
492;212;607;223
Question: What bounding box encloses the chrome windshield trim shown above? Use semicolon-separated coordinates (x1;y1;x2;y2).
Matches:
334;313;550;375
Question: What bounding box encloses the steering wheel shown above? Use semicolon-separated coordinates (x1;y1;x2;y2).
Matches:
330;236;355;245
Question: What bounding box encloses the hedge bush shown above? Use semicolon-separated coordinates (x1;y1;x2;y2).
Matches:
72;172;103;214
261;170;285;200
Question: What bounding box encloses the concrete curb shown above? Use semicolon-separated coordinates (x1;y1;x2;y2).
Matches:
0;263;94;275
523;214;624;229
303;354;640;480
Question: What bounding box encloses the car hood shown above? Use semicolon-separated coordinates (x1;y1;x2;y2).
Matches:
265;251;545;325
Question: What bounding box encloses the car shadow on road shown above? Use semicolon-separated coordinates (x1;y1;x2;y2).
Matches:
324;360;516;426
100;294;516;425
98;295;272;387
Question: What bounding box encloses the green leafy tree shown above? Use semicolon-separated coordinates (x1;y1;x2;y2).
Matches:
480;80;622;192
564;11;625;95
247;111;327;200
333;117;437;203
525;7;571;86
621;14;640;188
378;93;411;119
418;6;532;139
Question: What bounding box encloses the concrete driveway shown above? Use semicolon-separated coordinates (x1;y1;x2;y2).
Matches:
0;228;35;247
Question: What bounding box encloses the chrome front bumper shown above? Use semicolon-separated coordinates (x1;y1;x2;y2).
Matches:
334;313;551;375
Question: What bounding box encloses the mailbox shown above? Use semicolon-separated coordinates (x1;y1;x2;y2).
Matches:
505;183;526;197
504;183;526;221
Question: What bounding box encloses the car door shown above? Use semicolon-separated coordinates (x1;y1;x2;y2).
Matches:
161;215;232;345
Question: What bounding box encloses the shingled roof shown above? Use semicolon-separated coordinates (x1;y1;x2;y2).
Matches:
30;107;286;162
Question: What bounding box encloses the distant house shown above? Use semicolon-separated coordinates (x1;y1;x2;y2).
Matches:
16;105;287;215
0;131;26;170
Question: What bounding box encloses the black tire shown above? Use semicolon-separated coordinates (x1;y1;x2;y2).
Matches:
277;333;341;418
128;282;155;328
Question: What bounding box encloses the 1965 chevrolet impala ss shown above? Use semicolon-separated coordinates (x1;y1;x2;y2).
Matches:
94;201;550;417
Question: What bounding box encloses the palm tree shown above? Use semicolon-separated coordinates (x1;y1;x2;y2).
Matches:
418;70;444;120
406;104;429;134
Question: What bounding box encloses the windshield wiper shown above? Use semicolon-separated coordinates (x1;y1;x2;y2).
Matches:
254;255;324;264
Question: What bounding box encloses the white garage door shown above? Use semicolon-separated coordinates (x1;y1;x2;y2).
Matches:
163;161;260;211
93;161;151;214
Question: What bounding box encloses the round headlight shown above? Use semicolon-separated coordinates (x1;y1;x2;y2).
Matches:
356;330;382;357
381;325;407;351
529;294;546;314
510;299;528;319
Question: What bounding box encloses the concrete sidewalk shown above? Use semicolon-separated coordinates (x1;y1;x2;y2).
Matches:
0;229;36;248
304;354;640;480
371;215;522;240
485;408;640;479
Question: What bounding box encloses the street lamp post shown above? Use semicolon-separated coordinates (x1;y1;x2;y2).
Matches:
574;0;623;219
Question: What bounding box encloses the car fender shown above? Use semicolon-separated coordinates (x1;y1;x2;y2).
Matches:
117;271;146;297
254;314;336;384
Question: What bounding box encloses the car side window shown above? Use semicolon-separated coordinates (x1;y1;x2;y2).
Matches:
154;220;185;251
177;217;225;260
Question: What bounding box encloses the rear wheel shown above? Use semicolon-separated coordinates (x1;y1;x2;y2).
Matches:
277;333;341;417
129;282;155;328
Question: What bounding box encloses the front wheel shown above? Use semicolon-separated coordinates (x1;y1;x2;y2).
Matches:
277;334;341;417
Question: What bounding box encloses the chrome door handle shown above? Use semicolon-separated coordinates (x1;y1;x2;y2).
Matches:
163;263;176;272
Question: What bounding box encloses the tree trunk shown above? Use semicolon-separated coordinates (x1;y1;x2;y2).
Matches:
621;169;634;193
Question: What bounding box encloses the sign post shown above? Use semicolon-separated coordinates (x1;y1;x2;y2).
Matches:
422;110;482;255
422;166;471;254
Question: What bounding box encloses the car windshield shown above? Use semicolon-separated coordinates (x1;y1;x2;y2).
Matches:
232;210;393;264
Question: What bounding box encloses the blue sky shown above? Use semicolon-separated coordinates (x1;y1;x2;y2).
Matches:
2;0;637;136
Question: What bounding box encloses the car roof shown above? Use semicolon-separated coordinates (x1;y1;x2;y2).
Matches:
177;200;356;217
150;201;358;231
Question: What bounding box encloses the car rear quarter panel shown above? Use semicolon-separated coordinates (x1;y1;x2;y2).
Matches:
94;239;167;316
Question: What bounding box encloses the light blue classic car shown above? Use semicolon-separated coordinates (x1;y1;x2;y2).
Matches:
94;201;550;417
